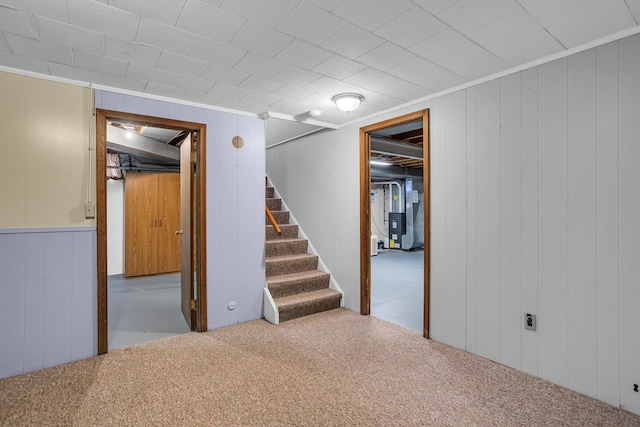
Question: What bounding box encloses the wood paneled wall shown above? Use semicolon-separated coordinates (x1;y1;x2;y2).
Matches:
267;33;640;416
0;228;96;378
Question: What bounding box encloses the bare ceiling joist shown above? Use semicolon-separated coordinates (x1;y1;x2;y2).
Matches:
370;137;423;161
107;126;180;161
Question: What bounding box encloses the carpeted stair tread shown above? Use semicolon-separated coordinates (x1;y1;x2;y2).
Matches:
266;253;318;277
266;198;281;211
266;224;298;240
267;270;331;298
266;238;308;257
265;210;290;225
275;289;342;322
266;186;274;198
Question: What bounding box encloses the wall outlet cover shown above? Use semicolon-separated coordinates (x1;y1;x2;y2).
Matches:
525;313;537;331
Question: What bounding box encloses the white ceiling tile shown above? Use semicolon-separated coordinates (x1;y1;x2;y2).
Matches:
437;42;509;80
108;0;187;26
345;68;419;95
157;51;209;77
0;50;49;74
234;52;287;77
313;54;366;80
145;82;188;99
275;39;333;69
215;98;254;111
275;2;346;44
239;75;285;93
100;73;147;92
387;57;464;91
0;31;10;51
73;49;128;76
183;89;221;106
221;0;301;27
436;0;520;34
35;17;104;55
189;37;246;68
304;75;352;95
374;6;447;47
207;83;251;100
104;37;162;68
411;0;460;14
199;0;224;6
394;86;434;102
0;6;39;39
169;73;214;92
127;63;175;86
306;0;344;11
5;33;72;64
332;0;414;31
48;61;103;82
176;0;246;43
271;65;322;87
137;18;198;56
409;28;469;62
272;84;317;101
270;98;311;115
67;0;140;41
320;24;384;59
1;0;69;23
537;0;637;48
517;0;575;18
468;9;564;66
241;91;281;106
356;42;416;71
626;0;640;22
201;63;249;86
230;21;293;58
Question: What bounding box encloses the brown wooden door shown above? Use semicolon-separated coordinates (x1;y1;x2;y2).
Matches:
158;173;181;273
125;173;159;277
180;135;195;329
125;172;181;278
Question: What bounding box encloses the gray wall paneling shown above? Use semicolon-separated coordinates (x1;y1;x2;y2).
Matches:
465;86;478;354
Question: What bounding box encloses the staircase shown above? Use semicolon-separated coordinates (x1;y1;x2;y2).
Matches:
264;182;343;324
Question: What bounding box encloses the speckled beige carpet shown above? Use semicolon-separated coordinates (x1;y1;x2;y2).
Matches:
1;309;639;426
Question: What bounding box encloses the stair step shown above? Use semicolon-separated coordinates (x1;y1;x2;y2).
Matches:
266;253;318;277
267;270;331;298
265;210;289;225
266;186;274;198
266;198;281;211
275;289;342;323
266;224;298;240
266;238;308;258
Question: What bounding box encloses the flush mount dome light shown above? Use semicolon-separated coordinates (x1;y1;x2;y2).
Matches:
331;93;364;112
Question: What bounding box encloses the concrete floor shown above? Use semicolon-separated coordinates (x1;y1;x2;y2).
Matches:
108;273;191;349
371;249;424;333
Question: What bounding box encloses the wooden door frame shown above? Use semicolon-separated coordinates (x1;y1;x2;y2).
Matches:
96;109;207;355
360;110;430;338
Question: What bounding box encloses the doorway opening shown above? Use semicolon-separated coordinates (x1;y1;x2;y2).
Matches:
96;109;207;354
360;110;430;338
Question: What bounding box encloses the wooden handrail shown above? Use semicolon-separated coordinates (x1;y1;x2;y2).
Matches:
265;205;281;235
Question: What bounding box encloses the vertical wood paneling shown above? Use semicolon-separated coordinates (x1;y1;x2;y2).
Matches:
429;97;447;342
43;233;73;368
475;79;501;361
217;112;240;327
465;87;478;353
144;97;160;117
123;94;146;116
157;100;176;120
499;73;522;369
0;234;26;378
101;91;125;112
537;58;569;386
254;119;266;316
595;40;620;407
71;232;97;360
444;91;467;350
23;233;45;373
618;33;640;415
520;67;539;376
567;49;598;397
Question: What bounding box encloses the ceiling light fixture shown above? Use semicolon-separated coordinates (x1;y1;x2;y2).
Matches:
331;93;364;113
370;160;392;166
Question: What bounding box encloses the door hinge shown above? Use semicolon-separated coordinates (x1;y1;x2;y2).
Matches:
191;152;196;163
191;299;197;311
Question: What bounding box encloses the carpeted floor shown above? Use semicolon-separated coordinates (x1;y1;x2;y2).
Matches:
1;309;638;426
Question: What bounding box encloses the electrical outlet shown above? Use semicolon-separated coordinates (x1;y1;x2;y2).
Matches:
634;384;639;393
85;201;95;219
525;313;536;331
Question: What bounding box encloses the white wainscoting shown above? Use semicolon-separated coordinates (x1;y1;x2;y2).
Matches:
0;227;97;379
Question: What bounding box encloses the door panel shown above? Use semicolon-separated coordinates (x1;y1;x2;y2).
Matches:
180;135;195;329
125;173;158;277
158;173;181;273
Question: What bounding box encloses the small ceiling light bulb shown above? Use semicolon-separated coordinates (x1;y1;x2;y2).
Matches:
331;93;364;112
